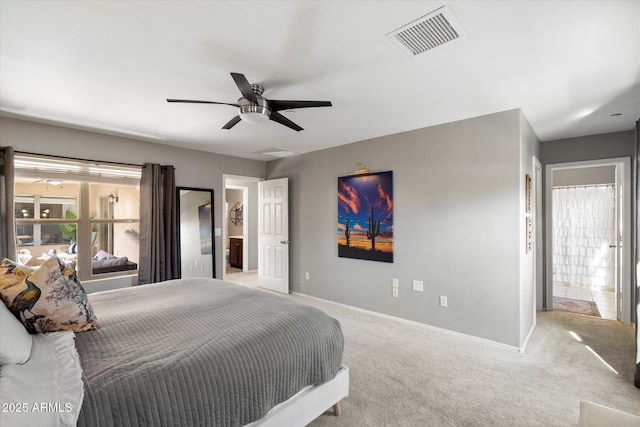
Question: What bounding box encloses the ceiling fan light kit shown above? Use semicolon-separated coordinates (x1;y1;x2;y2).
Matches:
168;72;332;131
238;89;271;124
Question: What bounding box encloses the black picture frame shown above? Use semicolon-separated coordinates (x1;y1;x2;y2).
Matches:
176;187;215;278
338;171;394;263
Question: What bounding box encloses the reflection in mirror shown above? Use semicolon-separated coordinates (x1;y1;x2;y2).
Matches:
177;187;215;278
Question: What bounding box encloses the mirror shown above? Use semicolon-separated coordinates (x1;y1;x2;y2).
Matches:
176;187;215;278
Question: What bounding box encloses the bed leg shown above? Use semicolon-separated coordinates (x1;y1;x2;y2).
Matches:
333;402;342;417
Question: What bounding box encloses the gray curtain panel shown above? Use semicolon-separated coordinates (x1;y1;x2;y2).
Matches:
0;146;17;261
138;163;179;285
635;119;639;388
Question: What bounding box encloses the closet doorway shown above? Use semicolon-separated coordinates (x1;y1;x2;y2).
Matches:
545;158;631;323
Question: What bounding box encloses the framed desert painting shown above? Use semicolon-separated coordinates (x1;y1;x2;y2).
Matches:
198;203;213;255
338;171;393;263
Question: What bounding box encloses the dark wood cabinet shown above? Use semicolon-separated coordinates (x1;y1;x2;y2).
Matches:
229;237;243;268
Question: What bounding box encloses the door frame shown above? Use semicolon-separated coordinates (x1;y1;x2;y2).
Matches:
544;157;632;324
533;157;543;319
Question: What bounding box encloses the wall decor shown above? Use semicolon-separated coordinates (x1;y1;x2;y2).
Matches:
338;171;393;263
526;217;532;254
198;203;213;255
525;174;532;213
230;201;243;225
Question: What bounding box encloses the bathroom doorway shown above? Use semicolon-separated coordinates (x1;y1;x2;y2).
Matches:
545;158;631;323
222;175;261;286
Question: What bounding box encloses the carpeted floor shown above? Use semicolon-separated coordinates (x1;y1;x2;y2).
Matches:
283;294;640;427
553;296;601;317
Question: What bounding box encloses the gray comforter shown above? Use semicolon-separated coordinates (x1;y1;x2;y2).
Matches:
74;278;344;427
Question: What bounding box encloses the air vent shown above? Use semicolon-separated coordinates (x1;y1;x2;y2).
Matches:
254;147;297;158
387;6;465;56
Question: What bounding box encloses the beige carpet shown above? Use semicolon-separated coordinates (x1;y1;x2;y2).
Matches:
279;294;640;427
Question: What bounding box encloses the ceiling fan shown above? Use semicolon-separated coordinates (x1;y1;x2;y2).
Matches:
167;72;332;132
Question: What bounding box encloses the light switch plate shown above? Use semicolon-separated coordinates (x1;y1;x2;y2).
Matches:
412;280;424;292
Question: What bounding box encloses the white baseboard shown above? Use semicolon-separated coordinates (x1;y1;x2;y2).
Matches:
291;292;521;352
519;321;536;353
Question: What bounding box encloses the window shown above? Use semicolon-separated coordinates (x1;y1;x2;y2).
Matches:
14;153;141;281
16;194;78;246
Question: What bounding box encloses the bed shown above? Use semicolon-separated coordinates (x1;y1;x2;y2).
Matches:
0;275;348;427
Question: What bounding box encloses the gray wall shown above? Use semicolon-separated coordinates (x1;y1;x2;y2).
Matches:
553;166;615;186
0;117;265;282
267;109;536;348
542;131;634;164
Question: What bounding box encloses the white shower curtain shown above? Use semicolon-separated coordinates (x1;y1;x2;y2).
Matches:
552;185;616;289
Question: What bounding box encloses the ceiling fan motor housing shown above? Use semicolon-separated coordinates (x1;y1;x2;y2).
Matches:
238;90;271;122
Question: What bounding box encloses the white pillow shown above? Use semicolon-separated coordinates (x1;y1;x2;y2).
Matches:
0;332;84;427
93;250;111;260
0;301;33;365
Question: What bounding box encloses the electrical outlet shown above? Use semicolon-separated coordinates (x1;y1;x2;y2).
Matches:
305;272;310;280
392;288;399;298
392;278;399;288
412;280;423;292
440;296;448;307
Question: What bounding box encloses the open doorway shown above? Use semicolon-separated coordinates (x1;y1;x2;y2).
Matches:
222;175;261;287
225;186;246;274
545;158;632;323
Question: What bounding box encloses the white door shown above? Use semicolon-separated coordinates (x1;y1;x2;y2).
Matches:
258;178;289;294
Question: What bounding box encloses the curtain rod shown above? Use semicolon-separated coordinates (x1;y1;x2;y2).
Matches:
15;150;143;168
553;183;615;190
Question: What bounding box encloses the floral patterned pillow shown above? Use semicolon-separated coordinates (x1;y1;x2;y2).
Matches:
0;258;33;291
0;256;98;333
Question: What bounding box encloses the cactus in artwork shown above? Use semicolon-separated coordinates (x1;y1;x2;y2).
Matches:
366;207;380;251
344;219;351;247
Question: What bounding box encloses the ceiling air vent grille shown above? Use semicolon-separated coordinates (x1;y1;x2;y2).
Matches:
387;6;465;56
254;147;297;158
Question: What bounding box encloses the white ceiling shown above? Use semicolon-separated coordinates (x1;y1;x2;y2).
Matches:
1;1;639;161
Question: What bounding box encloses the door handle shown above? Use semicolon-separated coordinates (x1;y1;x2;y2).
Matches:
280;240;290;244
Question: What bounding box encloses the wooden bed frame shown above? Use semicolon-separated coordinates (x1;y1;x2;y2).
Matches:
247;365;349;426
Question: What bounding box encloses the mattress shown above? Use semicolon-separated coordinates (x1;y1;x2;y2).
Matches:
74;278;344;426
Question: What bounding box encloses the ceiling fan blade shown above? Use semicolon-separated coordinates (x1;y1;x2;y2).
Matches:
269;100;332;112
167;99;239;107
222;115;242;130
230;73;258;104
270;112;303;132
